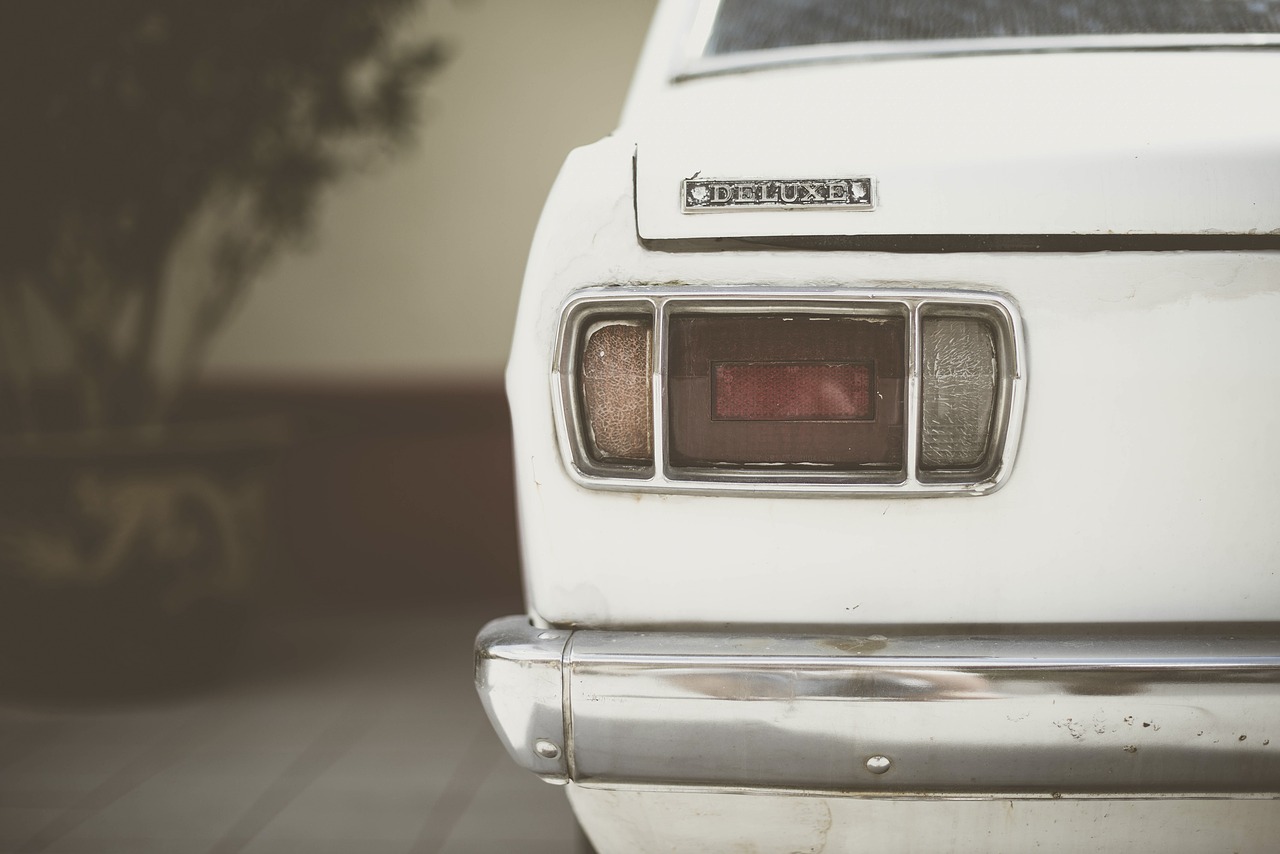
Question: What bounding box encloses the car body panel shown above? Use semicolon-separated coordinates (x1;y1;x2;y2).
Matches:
568;787;1280;854
634;51;1280;241
507;137;1280;628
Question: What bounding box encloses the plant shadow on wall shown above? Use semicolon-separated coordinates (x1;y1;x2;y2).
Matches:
0;0;445;700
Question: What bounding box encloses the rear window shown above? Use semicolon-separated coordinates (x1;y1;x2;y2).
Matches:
706;0;1280;55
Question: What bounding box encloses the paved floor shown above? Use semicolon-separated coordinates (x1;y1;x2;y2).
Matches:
0;609;581;854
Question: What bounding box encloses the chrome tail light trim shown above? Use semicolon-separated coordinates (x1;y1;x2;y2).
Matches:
552;287;1026;496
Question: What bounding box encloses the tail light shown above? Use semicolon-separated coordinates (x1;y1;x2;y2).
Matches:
668;313;904;473
579;318;653;464
919;314;999;472
556;289;1023;495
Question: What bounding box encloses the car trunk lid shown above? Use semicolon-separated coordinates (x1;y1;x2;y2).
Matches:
632;51;1280;243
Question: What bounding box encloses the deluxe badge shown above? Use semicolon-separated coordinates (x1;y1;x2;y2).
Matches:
683;176;875;212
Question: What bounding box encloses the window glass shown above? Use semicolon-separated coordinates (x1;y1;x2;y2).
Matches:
707;0;1280;55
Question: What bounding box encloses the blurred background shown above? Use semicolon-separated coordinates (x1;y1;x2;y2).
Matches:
0;0;656;851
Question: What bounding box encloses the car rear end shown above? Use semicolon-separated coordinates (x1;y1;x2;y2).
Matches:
479;1;1280;850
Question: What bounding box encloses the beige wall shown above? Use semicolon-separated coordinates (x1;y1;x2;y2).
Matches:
203;0;657;383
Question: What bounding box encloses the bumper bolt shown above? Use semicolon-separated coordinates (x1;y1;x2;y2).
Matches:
865;755;892;775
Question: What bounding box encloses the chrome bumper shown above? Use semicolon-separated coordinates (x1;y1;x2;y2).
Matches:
475;616;1280;796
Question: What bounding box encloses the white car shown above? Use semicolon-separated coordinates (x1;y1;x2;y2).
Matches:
478;1;1280;850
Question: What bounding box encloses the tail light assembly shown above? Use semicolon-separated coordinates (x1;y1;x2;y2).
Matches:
554;289;1025;495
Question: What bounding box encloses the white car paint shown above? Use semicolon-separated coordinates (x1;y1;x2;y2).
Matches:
508;135;1280;627
635;51;1280;241
568;787;1280;854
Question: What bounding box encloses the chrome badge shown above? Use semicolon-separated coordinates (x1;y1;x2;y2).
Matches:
683;176;875;212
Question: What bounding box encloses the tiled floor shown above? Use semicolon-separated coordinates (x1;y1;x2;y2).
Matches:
0;609;581;854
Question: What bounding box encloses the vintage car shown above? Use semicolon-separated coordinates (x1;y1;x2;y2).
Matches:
477;0;1280;850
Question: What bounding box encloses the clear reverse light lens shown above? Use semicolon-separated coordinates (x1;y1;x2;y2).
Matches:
920;316;997;470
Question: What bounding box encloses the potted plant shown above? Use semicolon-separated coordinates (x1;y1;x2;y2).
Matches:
0;1;444;696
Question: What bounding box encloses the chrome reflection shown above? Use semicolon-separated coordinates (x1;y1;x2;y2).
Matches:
654;667;998;702
476;617;1280;797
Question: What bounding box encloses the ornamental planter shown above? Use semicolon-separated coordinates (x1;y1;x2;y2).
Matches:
0;420;282;699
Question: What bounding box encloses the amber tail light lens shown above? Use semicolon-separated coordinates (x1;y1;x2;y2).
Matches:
578;319;653;464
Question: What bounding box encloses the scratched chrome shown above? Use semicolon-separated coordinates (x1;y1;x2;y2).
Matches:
474;618;571;783
475;616;1280;797
552;287;1025;496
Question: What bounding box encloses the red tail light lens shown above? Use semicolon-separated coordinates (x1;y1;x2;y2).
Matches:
713;362;872;421
668;313;905;470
